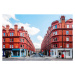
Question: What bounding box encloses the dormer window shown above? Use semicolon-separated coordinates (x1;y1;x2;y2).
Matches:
10;33;11;36
20;33;22;36
67;24;69;28
55;25;57;29
12;33;13;36
23;33;24;37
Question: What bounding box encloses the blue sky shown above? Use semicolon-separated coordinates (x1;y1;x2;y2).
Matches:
2;14;73;48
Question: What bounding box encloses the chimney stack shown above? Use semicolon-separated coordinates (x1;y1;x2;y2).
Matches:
14;25;18;36
6;25;10;33
60;16;65;28
21;26;24;30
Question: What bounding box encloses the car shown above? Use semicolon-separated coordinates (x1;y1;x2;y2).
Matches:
39;53;45;57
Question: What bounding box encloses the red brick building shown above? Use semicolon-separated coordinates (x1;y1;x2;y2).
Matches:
41;16;73;58
2;25;35;57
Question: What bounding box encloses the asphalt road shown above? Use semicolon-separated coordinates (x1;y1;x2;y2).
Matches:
2;53;73;61
31;53;40;57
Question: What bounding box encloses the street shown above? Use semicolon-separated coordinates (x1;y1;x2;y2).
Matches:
2;53;73;61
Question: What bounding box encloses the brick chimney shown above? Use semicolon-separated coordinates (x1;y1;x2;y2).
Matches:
6;25;10;33
14;25;18;36
60;16;65;28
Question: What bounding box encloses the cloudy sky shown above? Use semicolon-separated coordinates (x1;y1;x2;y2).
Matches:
2;14;73;49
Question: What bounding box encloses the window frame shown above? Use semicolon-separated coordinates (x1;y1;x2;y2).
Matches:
12;33;13;36
12;45;13;48
10;45;11;48
23;39;24;42
10;38;11;42
20;33;22;36
55;25;57;29
53;32;55;35
67;24;69;28
66;37;69;41
3;45;5;48
53;26;55;29
67;44;69;48
10;33;11;36
66;31;69;34
3;39;5;42
55;31;57;35
3;33;5;36
23;33;24;37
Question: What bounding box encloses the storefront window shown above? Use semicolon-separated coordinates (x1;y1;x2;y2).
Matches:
52;51;54;55
13;51;20;56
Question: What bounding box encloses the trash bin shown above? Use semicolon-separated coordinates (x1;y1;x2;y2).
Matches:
61;54;64;59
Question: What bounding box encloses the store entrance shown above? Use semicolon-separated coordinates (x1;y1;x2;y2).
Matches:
13;51;20;56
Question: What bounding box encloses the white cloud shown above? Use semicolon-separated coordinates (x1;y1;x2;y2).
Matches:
37;35;43;42
2;14;40;35
33;43;41;49
16;22;40;35
33;35;43;49
2;14;19;21
2;14;19;28
2;14;41;48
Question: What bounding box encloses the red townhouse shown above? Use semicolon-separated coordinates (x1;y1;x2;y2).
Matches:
41;16;73;58
2;25;35;57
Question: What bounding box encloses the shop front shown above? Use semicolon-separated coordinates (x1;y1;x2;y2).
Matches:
12;49;25;57
2;48;12;57
50;48;73;58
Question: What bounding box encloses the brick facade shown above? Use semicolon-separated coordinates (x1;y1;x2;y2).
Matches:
41;16;73;58
2;25;35;57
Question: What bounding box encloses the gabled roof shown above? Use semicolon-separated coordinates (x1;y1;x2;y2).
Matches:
66;18;73;23
51;20;59;25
